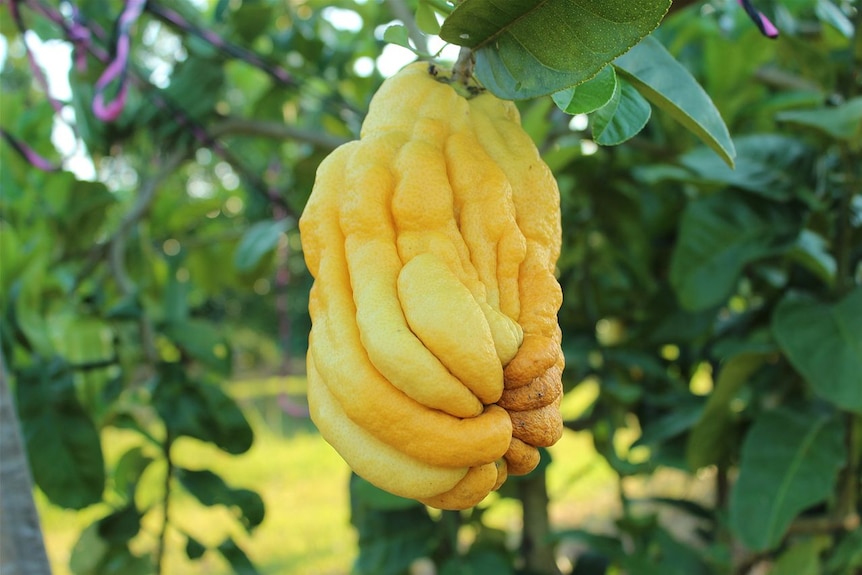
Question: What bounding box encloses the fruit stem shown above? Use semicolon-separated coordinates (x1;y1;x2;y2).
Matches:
451;47;474;85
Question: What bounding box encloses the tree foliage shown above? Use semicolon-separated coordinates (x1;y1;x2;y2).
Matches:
1;0;860;574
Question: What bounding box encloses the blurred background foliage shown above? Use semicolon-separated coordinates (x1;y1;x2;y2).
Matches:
0;0;860;574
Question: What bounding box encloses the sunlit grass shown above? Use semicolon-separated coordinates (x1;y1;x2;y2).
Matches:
38;374;699;574
38;376;357;575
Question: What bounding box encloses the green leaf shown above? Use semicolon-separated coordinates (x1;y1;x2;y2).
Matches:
415;1;441;35
815;0;854;37
350;476;422;511
163;258;189;322
439;549;515;575
186;535;207;560
0;223;26;294
772;289;862;413
677;135;810;201
634;402;703;450
670;191;802;311
350;473;439;575
153;363;254;455
59;179;116;254
178;468;265;531
161;319;232;375
641;291;718;345
198;381;255;453
51;316;115;414
97;504;142;544
108;411;160;447
105;295;143;321
233;219;289;273
14;254;55;356
593;417;650;476
382;25;413;51
729;406;846;551
442;0;670;99
16;359;105;509
650;527;714;575
771;537;830;575
551;529;626;559
230;2;274;42
788;229;837;287
687;353;769;470
614;35;735;167
214;0;230;21
111;447;153;501
70;522;109;575
710;327;778;361
826;528;862;574
217;537;260;575
562;526;698;575
0;3;19;36
95;546;151;575
590;77;651;145
552;65;617;115
72;540;152;575
68;77;107;153
148;55;224;143
776;97;862;142
601;372;644;405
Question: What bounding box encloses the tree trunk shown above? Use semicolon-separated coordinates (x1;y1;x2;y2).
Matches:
0;355;52;575
518;468;561;575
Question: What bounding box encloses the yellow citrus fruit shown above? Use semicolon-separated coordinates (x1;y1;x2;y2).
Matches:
299;62;564;508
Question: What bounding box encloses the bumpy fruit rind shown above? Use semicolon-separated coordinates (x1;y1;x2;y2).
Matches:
300;62;564;509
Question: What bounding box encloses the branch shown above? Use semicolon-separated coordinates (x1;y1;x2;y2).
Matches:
109;148;188;364
146;1;295;87
754;67;823;93
518;469;562;575
385;0;429;55
734;551;771;575
787;510;860;536
70;357;119;371
26;1;295;220
72;242;111;292
109;149;187;296
209;118;350;150
154;436;174;575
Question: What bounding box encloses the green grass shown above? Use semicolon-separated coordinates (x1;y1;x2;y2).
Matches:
38;375;658;575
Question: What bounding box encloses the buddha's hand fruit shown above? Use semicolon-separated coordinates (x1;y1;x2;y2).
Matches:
300;62;564;510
